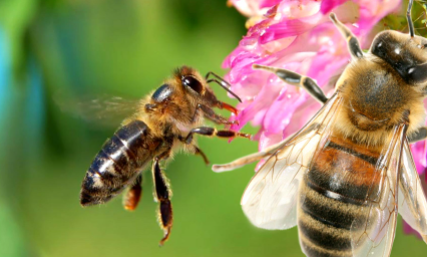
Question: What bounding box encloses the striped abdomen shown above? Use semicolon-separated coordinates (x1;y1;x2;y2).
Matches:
80;120;162;206
298;136;381;257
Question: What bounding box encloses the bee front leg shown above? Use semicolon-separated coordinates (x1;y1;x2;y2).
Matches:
408;127;427;143
253;64;328;104
212;133;295;172
184;127;251;144
199;104;238;125
152;158;173;246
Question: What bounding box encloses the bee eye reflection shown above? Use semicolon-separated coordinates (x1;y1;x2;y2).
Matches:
182;76;203;94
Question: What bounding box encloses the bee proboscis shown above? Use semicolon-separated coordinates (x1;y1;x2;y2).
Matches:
213;1;427;256
80;66;250;245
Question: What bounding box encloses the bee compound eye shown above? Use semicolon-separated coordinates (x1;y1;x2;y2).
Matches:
182;76;203;94
152;84;173;103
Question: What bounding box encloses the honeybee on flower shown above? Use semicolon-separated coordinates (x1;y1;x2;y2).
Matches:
221;0;427;250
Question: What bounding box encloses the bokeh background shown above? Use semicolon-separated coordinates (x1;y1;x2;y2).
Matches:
0;0;426;256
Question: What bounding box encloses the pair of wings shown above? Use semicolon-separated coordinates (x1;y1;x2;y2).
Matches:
214;94;427;257
55;93;142;127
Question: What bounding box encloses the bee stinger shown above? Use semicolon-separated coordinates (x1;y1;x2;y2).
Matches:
80;66;251;245
213;1;427;256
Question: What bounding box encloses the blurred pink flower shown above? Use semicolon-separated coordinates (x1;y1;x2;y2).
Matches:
228;0;281;17
224;0;427;239
224;0;401;149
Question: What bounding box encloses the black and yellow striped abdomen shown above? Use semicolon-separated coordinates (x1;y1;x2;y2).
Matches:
80;120;162;206
298;136;381;257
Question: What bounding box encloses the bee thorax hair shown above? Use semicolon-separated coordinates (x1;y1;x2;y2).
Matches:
334;58;426;146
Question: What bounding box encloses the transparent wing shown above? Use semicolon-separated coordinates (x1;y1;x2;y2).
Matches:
241;94;343;230
55;93;141;127
398;141;427;243
349;124;407;257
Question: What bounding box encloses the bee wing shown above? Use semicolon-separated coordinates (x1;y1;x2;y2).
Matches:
241;94;343;230
348;124;408;257
55;93;141;127
397;141;427;242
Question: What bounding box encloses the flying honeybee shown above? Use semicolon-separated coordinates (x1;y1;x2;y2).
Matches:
213;1;427;256
80;66;250;245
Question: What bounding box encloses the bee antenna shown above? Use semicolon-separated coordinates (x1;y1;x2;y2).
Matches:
205;72;242;103
407;0;415;38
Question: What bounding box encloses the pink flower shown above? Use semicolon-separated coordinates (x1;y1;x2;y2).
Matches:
224;0;427;238
224;0;401;149
228;0;281;17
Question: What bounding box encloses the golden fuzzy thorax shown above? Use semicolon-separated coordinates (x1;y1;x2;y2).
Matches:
125;68;208;140
334;54;426;147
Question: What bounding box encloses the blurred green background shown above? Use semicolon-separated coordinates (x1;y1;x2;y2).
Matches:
0;0;426;256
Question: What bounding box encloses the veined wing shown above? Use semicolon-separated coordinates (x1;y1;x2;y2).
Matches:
241;94;343;230
349;123;407;257
398;140;427;243
55;93;141;127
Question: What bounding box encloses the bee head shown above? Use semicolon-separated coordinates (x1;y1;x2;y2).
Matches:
370;0;427;88
370;31;427;87
177;66;241;113
149;66;207;106
177;66;208;97
147;66;240;115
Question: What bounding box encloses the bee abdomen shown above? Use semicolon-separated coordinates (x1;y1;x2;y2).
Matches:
80;120;161;206
298;137;380;257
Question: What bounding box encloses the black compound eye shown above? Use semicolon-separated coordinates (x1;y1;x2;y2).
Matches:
182;76;203;94
152;84;173;103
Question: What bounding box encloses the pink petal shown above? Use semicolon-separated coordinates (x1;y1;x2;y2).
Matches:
260;0;281;8
320;0;349;14
403;221;423;240
260;14;323;44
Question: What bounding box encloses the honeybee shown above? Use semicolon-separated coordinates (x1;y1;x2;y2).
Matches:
80;66;250;245
213;1;427;256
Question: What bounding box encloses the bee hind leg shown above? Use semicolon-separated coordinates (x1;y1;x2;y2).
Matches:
152;158;173;246
253;64;328;104
123;174;143;211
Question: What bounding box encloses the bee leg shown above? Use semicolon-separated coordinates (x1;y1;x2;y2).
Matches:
212;132;295;172
123;174;143;211
184;127;251;144
193;145;210;165
253;64;328;104
152;158;173;246
214;101;239;115
408;127;427;143
177;136;210;164
212;151;269;172
199;104;239;125
329;13;364;59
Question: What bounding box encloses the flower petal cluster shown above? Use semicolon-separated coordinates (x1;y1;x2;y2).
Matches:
224;0;427;238
224;0;401;149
